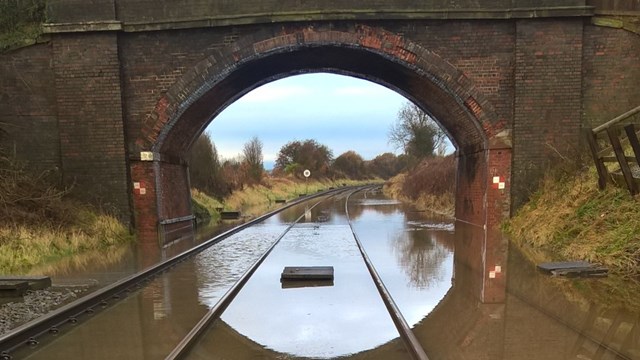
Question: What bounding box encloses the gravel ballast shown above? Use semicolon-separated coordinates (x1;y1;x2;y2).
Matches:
0;289;80;335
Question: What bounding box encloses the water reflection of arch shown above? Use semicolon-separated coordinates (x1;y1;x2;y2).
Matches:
188;224;505;359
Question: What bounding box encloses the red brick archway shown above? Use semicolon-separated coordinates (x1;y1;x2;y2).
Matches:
131;24;511;247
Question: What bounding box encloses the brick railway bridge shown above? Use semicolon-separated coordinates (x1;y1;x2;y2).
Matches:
1;0;639;244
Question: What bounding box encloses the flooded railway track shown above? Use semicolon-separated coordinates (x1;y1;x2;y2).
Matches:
0;186;428;360
166;187;428;360
0;188;347;360
3;186;637;360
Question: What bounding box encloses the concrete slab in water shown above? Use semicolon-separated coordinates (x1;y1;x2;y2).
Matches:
281;266;334;281
0;276;51;290
538;261;608;277
220;211;241;220
281;280;334;289
0;281;29;297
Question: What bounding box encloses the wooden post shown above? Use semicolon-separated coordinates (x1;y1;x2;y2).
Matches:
584;128;609;190
607;127;638;195
624;124;640;167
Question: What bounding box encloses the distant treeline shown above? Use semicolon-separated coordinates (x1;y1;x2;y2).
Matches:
189;101;453;200
188;133;408;199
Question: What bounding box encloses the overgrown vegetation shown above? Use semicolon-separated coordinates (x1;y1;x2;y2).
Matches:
504;166;640;277
227;177;378;216
0;155;133;274
188;133;405;202
193;177;378;220
384;155;456;216
191;188;222;224
0;0;46;52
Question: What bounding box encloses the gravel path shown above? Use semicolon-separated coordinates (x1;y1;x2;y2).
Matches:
0;289;81;335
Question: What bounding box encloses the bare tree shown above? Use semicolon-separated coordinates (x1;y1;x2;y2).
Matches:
242;136;264;184
388;102;447;160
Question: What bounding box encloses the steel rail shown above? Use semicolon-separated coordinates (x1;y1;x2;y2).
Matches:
0;187;348;359
345;187;430;360
164;192;336;359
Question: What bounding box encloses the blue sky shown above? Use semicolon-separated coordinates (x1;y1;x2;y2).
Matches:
205;73;408;169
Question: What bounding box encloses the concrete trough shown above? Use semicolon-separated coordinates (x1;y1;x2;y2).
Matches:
220;211;241;220
0;281;29;298
0;276;52;290
538;261;608;277
281;266;334;281
281;280;334;289
275;199;287;204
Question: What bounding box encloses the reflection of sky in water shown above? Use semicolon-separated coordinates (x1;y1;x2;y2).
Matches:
218;225;400;358
351;198;454;326
195;224;289;307
193;194;453;358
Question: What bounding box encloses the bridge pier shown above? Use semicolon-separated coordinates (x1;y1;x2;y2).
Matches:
131;158;194;245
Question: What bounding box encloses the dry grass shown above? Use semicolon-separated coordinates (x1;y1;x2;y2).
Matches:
383;156;456;217
0;210;132;274
222;177;379;217
505;167;640;277
0;155;133;274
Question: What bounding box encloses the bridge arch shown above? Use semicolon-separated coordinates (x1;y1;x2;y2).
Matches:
131;24;511;241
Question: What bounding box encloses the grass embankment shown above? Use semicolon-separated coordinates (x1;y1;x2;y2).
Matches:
504;167;640;277
383;155;455;217
0;157;133;274
192;177;380;220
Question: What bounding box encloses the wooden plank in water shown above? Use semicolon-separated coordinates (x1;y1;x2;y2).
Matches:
281;266;334;281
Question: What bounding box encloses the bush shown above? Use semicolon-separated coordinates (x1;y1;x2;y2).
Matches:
401;155;456;199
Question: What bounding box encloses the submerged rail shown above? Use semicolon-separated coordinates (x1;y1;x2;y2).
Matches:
0;188;346;359
345;187;430;360
164;195;333;360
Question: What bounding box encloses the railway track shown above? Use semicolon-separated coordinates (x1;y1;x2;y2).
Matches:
1;186;430;360
165;186;428;360
0;188;345;360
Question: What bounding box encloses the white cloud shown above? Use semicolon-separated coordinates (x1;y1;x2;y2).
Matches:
333;86;391;97
241;85;314;103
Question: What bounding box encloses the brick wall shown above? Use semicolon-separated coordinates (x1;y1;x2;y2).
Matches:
47;0;117;23
5;10;637;236
0;43;60;174
52;32;131;220
512;19;584;209
582;25;640;126
157;162;191;220
119;26;243;156
111;0;585;24
130;161;157;243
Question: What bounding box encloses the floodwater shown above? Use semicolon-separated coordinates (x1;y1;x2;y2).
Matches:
15;190;640;359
